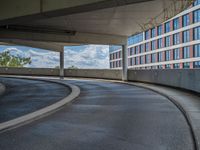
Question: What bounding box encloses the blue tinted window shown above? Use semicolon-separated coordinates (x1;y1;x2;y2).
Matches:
128;33;143;45
151;28;156;38
173;18;179;30
194;44;200;57
135;46;139;54
145;54;151;63
151;53;156;63
173;63;180;69
193;0;200;6
135;57;139;65
157;25;162;36
140;44;144;53
183;62;190;69
194;9;200;23
145;42;149;52
145;30;149;40
194;61;200;68
173;33;180;45
140;56;145;64
151;40;156;50
174;48;180;60
165;36;171;47
194;26;200;40
165;50;171;61
158;52;162;62
157;38;162;49
165;64;171;69
109;45;121;53
129;58;134;66
183;46;190;59
132;58;135;66
165;22;170;33
183;30;190;43
182;14;190;27
129;47;134;56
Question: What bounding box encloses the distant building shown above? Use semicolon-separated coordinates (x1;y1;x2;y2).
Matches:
109;0;200;69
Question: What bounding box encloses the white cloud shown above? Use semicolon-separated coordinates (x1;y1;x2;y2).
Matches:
64;45;109;69
2;45;109;69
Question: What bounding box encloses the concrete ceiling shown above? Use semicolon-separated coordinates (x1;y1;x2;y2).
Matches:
18;0;190;36
0;0;193;51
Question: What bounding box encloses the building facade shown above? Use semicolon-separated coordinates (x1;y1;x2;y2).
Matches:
109;0;200;69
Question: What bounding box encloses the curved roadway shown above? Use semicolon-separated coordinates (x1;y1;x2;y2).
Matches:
0;77;71;123
0;78;195;150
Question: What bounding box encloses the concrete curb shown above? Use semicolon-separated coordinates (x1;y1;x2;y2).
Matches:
0;77;80;132
0;83;6;96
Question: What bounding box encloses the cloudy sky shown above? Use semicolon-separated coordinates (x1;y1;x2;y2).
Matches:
0;45;109;69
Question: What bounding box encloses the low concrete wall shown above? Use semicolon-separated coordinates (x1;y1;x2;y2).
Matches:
128;69;200;93
0;67;122;80
0;67;59;76
1;67;199;93
65;69;122;80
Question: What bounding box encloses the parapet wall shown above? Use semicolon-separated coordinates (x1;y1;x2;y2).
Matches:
0;67;199;93
0;67;59;76
64;69;122;80
0;67;122;80
128;69;200;93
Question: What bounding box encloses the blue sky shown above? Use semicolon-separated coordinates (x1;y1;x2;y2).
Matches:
0;45;109;69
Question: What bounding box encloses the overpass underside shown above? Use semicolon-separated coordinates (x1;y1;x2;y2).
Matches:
0;0;193;80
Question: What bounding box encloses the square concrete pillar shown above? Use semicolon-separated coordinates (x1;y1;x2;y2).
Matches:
60;50;64;79
122;44;128;81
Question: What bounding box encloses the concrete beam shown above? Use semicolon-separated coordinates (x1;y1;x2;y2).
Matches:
0;39;64;52
0;30;127;45
0;0;152;25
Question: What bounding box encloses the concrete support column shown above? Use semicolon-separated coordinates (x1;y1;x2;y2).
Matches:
60;49;64;79
122;43;128;81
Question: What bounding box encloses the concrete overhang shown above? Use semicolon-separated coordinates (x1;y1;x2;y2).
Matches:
0;40;80;52
0;0;193;50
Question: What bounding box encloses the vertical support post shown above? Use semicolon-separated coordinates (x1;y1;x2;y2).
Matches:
60;49;64;79
122;43;128;81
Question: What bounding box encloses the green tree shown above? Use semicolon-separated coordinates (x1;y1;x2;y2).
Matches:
0;51;31;67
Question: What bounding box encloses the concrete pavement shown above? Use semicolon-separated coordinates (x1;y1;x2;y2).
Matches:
0;77;71;123
0;78;195;150
0;83;5;96
127;82;200;150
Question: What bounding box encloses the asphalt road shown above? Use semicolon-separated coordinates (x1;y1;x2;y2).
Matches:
0;77;71;123
0;79;195;150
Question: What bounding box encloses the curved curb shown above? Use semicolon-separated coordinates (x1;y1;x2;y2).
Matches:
0;77;80;132
0;83;6;96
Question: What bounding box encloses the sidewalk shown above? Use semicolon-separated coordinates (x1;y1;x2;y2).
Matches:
127;82;200;150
